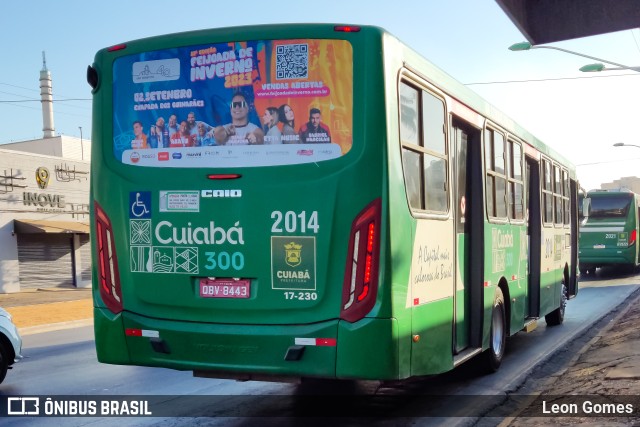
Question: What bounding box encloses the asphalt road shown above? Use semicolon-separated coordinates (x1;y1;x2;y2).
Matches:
0;269;637;426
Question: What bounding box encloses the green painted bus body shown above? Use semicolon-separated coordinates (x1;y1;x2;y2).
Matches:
90;24;578;381
579;190;640;273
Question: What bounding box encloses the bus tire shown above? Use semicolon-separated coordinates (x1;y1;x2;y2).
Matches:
545;281;568;326
481;287;506;373
0;343;8;385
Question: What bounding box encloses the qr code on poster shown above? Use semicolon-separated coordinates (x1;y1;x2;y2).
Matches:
276;44;309;79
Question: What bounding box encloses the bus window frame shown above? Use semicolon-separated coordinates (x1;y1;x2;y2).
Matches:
553;163;563;227
397;71;450;220
507;136;525;225
562;168;571;228
541;156;555;227
484;124;509;225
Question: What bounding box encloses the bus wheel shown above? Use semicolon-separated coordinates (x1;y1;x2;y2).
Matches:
0;344;8;385
481;287;506;373
545;281;568;326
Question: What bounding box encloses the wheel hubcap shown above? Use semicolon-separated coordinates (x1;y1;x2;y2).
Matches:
560;283;568;316
492;305;504;356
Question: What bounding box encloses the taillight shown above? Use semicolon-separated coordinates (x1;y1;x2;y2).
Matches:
334;25;361;33
107;43;127;52
630;230;637;246
94;201;123;314
207;174;242;180
341;199;381;322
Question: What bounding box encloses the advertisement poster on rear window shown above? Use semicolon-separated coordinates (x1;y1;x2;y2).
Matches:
112;39;353;167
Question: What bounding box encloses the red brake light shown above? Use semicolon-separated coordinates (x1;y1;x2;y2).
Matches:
334;25;361;33
107;44;127;52
207;174;242;180
94;201;123;314
341;199;381;322
630;229;637;246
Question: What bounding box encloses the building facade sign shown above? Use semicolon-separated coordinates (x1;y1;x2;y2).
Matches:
0;147;91;293
35;166;50;189
22;192;66;211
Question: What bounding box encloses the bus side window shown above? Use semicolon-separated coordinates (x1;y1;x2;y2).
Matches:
508;139;524;220
400;82;423;211
485;128;507;219
542;160;553;224
399;81;449;214
422;90;448;213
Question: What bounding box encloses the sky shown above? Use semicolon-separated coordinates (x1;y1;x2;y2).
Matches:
1;0;640;191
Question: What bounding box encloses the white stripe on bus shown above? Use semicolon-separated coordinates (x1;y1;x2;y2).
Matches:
579;227;624;232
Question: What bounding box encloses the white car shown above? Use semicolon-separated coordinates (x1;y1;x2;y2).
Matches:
0;307;22;384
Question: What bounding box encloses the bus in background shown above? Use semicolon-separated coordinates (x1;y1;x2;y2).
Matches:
87;24;578;382
579;189;640;275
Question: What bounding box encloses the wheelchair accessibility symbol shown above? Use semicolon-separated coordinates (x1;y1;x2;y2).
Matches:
129;191;152;219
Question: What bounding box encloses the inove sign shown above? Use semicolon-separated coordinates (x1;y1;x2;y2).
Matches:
23;192;66;208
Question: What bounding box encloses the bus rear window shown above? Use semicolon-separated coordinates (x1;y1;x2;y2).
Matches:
112;39;353;167
589;195;632;218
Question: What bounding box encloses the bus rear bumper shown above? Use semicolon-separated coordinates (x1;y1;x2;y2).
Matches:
579;250;636;267
121;311;339;378
94;309;400;380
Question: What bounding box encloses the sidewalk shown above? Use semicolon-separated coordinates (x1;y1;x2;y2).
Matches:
500;288;640;424
0;287;93;335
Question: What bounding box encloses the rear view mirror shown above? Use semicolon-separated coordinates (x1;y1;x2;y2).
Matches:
582;197;591;218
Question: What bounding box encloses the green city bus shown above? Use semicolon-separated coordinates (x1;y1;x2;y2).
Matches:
579;189;640;274
88;24;578;382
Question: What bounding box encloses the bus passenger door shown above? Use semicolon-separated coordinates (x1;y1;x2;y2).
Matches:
526;157;541;317
568;178;579;297
451;121;481;353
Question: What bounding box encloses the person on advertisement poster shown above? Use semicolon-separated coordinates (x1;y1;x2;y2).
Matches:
278;104;299;143
187;111;213;136
167;114;179;138
169;120;196;147
149;116;170;148
299;108;332;143
213;92;264;145
131;121;149;149
262;107;282;144
195;122;216;146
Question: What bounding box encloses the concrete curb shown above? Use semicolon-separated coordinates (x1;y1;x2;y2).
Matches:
19;318;93;336
551;287;640;378
497;287;640;426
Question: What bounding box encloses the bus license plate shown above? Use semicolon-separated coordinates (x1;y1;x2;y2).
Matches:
593;244;605;249
199;279;250;299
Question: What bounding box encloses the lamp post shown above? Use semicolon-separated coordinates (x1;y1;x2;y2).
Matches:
580;63;640;73
508;42;640;73
79;126;84;160
613;142;640;149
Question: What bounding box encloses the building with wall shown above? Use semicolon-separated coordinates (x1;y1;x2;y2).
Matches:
0;146;90;293
1;135;90;162
600;176;640;194
0;54;92;294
